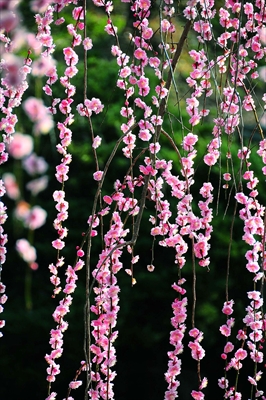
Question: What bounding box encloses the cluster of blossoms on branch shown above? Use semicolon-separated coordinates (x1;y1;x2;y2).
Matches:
1;0;266;399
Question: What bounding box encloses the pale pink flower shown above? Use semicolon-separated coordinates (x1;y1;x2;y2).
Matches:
224;342;234;353
30;0;53;12
8;133;33;159
235;348;247;360
25;206;47;230
182;133;198;151
72;6;84;20
52;239;65;250
191;390;204;400
92;136;102;149
26;176;48;196
219;324;231;337
45;392;57;400
85;97;104;114
16;238;36;263
247;291;261;301
223;173;231;181
139;129;151;141
32;56;55;77
2;173;20;200
218;377;228;389
199;377;208;389
104;23;117;36
0;8;19;32
14;200;30;221
23;153;48;176
161;19;171;32
93;171;103;181
83;37;93;50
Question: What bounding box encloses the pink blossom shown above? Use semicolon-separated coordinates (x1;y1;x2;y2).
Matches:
2;173;20;200
45;392;57;400
52;239;65;250
92;136;102;149
23;153;48;175
93;171;103;181
247;291;261;301
31;0;53;12
223;173;231;181
222;300;234;315
219;324;231;337
23;97;47;122
188;341;205;360
134;48;147;60
139;129;151;141
184;6;197;20
16;239;36;263
224;342;234;353
218;377;228;389
85;97;104;114
53;190;65;202
105;23;117;36
72;6;84;20
26;176;48;196
191;390;204;400
246;261;260;273
149;57;160;68
24;206;47;230
189;328;200;338
182;133;198;151
8;133;33;159
235;348;247;360
149;142;160;154
161;19;171;32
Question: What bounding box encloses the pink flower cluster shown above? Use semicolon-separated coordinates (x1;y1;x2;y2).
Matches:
219;291;265;395
188;328;207;399
235;167;264;279
164;280;187;399
52;189;69;250
185;0;215;43
45;253;85;383
0;55;32;140
89;212;127;400
109;0;173;160
186;49;212;127
144;133;213;270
